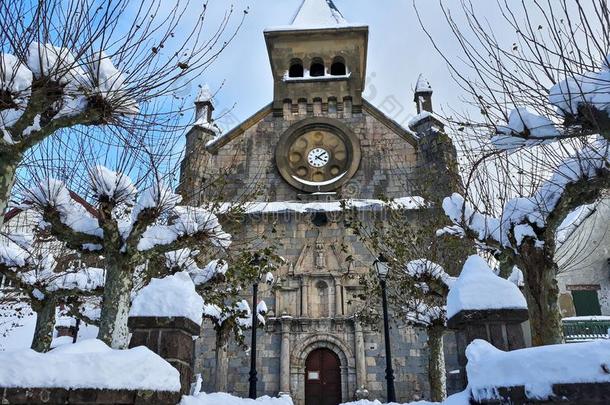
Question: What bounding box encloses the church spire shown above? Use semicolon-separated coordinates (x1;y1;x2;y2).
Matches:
291;0;347;27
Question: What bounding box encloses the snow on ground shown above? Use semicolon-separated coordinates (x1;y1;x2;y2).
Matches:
0;339;180;391
466;339;610;401
446;255;527;319
341;400;437;405
130;271;204;325
0;303;36;351
1;303;99;352
180;392;294;405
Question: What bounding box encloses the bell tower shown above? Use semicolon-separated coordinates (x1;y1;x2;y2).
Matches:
264;0;369;115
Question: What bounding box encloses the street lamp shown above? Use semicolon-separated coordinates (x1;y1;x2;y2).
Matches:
374;253;396;403
248;253;262;399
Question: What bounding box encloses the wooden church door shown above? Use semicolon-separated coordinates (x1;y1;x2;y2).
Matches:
305;348;341;405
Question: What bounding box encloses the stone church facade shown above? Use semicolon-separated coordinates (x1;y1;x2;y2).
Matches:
178;1;461;404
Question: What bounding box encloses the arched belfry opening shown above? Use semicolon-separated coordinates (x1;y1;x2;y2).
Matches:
289;59;305;78
330;57;346;76
310;58;325;77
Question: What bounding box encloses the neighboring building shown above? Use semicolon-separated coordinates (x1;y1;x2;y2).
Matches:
179;1;462;404
556;198;610;318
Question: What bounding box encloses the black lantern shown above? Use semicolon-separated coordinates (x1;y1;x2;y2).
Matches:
374;253;396;402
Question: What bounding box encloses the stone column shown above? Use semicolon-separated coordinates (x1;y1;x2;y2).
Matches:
354;320;367;391
301;277;309;317
279;318;292;395
335;279;343;317
128;316;200;395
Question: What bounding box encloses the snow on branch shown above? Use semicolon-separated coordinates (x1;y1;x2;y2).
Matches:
443;138;609;250
164;248;228;286
90;166;137;205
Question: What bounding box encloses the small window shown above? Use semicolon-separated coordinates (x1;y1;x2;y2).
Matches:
310;58;325;77
289;60;304;78
330;57;346;76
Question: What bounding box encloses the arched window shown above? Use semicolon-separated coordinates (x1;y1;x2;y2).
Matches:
330;57;347;76
310;58;325;77
289;59;304;78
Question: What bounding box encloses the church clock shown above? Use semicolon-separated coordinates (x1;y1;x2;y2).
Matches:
275;118;361;193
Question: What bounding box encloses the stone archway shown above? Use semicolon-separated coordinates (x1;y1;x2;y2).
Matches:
291;334;356;405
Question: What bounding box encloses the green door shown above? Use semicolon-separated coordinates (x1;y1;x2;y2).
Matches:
572;290;602;316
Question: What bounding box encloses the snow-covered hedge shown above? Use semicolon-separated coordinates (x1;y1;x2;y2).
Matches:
0;339;180;391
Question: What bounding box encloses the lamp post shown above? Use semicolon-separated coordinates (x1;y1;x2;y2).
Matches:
374;254;396;403
248;254;262;399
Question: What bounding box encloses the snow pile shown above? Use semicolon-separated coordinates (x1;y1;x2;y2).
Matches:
415;74;433;94
405;259;455;288
196;85;213;103
180;392;294;405
130;271;204;325
447;255;527;319
0;236;29;268
466;339;610;401
0;339;180;391
549;56;610;117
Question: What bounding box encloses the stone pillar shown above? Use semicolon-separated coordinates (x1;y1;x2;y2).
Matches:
354;320;368;392
301;277;309;317
447;308;529;390
279;318;292;395
128;316;200;395
335;279;343;317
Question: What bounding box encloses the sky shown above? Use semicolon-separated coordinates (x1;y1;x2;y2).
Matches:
187;0;514;133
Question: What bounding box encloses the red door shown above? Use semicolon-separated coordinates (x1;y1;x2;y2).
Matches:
305;348;342;405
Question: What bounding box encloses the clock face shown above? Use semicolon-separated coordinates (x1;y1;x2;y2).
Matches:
276;121;361;192
307;148;330;168
287;130;350;185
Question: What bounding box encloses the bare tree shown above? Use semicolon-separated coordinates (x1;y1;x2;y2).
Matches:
0;0;246;227
13;165;232;348
413;0;610;345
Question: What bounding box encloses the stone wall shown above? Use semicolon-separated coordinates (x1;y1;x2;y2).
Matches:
194;316;454;404
180;101;419;205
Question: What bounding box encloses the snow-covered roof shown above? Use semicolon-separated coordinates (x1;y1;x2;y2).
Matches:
196;84;213;103
265;0;367;32
447;255;527;319
415;74;433;94
130;271;204;325
466;339;610;402
0;339;180;391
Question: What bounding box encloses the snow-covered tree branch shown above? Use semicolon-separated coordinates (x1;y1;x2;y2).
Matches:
13;166;232;348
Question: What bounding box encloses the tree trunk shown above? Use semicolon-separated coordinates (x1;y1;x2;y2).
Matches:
97;261;133;349
0;152;21;229
31;297;56;353
519;243;564;346
427;324;447;402
215;322;232;392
